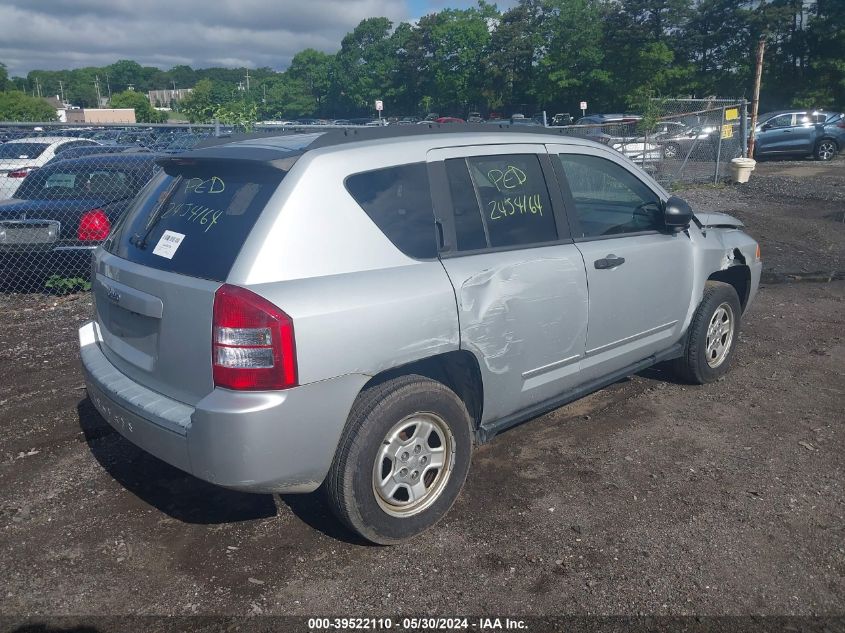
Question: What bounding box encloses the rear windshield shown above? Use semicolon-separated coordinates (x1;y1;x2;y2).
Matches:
0;143;49;159
15;163;154;200
105;161;284;281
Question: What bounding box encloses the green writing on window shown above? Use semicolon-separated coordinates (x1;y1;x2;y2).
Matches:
184;176;225;194
488;193;544;220
487;165;527;192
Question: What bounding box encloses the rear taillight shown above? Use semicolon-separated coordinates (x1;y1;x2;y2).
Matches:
78;208;111;241
837;119;845;128
7;167;37;178
212;284;297;391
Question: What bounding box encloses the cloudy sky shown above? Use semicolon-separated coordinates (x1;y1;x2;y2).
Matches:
0;0;516;77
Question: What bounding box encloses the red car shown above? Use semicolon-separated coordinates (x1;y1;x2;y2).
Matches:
434;117;466;124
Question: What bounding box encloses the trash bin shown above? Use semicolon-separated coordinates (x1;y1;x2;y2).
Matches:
730;157;756;183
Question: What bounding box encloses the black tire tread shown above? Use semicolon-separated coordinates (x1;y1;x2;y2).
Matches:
326;374;471;544
672;280;741;385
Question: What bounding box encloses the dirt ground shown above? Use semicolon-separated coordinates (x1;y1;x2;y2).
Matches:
0;157;843;626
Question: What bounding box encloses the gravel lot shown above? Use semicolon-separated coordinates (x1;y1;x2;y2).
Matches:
0;158;843;627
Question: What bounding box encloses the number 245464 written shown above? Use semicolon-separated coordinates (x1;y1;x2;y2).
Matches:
489;194;543;220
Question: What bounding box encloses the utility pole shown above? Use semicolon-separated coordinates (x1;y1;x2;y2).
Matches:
748;37;766;158
34;77;42;98
58;80;65;103
245;69;250;92
106;74;112;101
94;75;102;106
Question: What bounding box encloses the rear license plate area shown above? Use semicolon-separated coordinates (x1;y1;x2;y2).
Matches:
0;221;60;250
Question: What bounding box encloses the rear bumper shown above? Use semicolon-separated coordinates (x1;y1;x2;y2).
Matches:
79;321;369;493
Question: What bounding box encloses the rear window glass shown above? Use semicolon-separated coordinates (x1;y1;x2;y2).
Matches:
105;162;283;281
16;164;153;200
345;163;436;259
0;143;49;159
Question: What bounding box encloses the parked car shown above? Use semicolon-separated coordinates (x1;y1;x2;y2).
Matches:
46;145;150;164
653;122;721;159
0;153;159;283
550;113;573;126
753;109;838;161
435;117;466;124
574;114;662;164
820;111;845;154
79;127;761;544
160;133;212;154
0;137;102;199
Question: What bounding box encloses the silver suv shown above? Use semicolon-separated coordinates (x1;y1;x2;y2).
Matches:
79;127;762;544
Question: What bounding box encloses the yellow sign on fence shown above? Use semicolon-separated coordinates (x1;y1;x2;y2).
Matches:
725;108;739;121
721;124;734;139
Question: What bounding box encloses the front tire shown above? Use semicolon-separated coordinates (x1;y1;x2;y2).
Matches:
663;143;681;159
672;281;742;384
814;139;837;161
326;375;473;544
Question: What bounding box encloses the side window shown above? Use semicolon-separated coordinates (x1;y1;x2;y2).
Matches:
465;154;557;248
445;159;487;251
345;163;437;259
557;154;662;239
767;114;794;128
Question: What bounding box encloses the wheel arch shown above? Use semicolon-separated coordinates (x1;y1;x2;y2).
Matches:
818;136;840;150
707;255;751;312
360;350;484;431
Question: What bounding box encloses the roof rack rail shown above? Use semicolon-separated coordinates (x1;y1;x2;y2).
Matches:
306;123;575;150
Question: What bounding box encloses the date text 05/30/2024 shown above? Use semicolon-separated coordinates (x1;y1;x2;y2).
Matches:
307;617;529;630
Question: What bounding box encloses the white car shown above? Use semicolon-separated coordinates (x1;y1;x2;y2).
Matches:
611;139;663;165
0;137;100;199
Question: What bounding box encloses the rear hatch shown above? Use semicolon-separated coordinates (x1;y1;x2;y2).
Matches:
94;156;291;406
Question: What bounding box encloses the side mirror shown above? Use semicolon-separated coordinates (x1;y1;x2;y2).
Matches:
664;195;693;231
761;123;772;131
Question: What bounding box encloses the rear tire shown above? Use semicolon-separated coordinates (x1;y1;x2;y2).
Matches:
672;281;742;385
814;139;837;161
326;375;473;544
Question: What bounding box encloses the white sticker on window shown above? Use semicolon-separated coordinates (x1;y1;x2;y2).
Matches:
152;230;185;259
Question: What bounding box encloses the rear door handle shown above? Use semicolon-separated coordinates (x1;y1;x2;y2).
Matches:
594;255;625;270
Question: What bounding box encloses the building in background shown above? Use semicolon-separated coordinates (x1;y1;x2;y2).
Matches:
65;108;136;124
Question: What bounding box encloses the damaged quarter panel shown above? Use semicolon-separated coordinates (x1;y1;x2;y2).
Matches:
440;246;589;424
246;263;459;384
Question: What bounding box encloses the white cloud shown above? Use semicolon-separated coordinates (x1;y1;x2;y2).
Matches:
0;0;410;76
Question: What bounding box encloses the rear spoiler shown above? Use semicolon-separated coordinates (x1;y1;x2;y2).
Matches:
155;147;300;174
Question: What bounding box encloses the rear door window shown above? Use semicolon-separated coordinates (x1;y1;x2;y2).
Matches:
106;161;284;281
345;163;437;259
443;154;557;250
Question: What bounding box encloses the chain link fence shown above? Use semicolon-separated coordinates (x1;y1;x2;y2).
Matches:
1;103;747;294
555;98;748;187
0;123;227;295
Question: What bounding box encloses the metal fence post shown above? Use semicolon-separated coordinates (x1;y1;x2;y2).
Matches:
740;99;748;158
714;106;726;184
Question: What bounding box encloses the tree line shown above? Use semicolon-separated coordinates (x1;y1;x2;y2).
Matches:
1;0;842;123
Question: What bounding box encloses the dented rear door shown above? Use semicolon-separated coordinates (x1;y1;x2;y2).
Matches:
428;145;588;425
